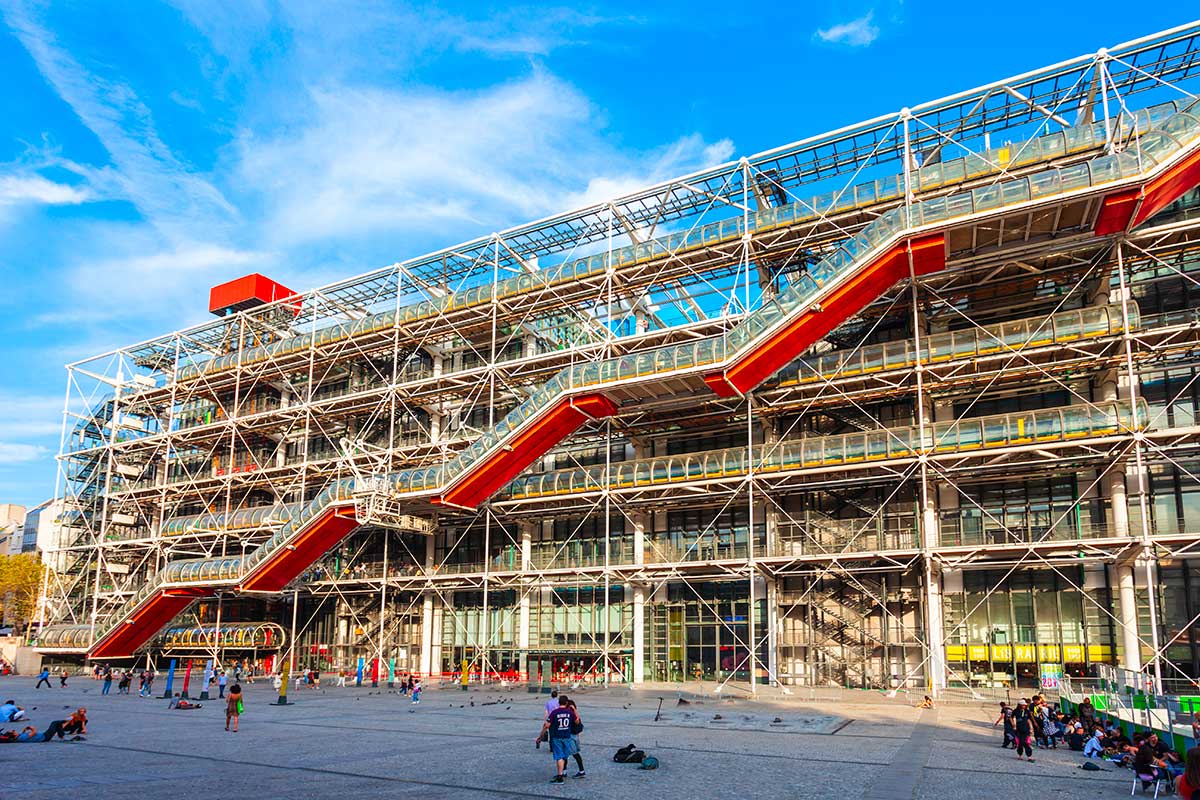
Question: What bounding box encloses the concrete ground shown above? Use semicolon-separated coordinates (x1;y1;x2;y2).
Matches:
0;677;1144;799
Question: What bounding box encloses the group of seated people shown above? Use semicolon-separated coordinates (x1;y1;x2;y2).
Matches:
998;696;1200;795
0;705;87;743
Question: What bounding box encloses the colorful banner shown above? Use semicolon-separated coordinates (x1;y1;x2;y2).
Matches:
1040;663;1063;690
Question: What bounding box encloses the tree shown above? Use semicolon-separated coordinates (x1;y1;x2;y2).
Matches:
0;553;47;634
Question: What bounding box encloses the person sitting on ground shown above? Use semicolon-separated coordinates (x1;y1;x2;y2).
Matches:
0;700;29;722
168;693;201;710
1103;726;1132;755
1176;746;1200;799
1083;726;1105;757
62;708;87;736
1066;724;1086;752
22;714;84;742
917;695;934;709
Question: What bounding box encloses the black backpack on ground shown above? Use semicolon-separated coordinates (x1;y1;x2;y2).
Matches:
614;744;642;763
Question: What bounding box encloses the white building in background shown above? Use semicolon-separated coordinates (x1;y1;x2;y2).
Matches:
21;500;67;566
0;504;27;555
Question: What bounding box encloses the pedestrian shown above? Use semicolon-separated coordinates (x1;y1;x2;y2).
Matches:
218;670;227;699
119;670;132;694
407;675;415;695
137;671;146;696
58;669;69;688
34;667;51;689
411;678;421;704
1079;696;1096;729
538;694;581;783
143;669;155;697
994;701;1015;748
337;669;347;688
1040;702;1058;749
1013;699;1035;762
564;697;586;778
102;666;113;696
225;683;243;732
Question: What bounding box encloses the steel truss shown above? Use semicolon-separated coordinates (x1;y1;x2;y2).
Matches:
39;23;1200;693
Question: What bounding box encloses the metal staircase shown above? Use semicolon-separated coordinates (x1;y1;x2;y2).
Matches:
42;96;1200;658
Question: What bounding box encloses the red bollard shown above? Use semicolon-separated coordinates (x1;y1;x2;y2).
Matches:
180;659;194;699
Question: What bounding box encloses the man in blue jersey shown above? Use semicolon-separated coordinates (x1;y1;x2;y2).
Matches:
537;694;581;784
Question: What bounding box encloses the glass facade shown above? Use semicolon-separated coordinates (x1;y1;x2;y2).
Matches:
942;568;1113;689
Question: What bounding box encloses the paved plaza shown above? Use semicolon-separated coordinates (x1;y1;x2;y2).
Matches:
0;677;1143;799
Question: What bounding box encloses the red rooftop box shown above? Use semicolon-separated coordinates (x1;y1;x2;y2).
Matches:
209;273;301;316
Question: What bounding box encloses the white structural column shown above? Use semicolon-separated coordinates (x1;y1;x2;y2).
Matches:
631;508;647;684
922;398;950;693
517;521;533;675
1096;364;1142;672
1115;562;1142;672
419;534;436;676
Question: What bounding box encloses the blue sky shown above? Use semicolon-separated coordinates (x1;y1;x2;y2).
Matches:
0;1;1192;509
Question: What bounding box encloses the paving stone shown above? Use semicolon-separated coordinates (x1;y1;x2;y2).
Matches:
0;678;1121;800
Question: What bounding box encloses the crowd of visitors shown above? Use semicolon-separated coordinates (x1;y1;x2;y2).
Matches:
995;694;1200;795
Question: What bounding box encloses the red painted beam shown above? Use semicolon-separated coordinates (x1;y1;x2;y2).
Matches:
1093;189;1140;236
705;235;946;397
1131;146;1200;228
90;589;213;659
240;508;359;593
439;393;619;509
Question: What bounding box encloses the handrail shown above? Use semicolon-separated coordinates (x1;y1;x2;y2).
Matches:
63;96;1200;654
121;300;1140;507
170;102;1181;386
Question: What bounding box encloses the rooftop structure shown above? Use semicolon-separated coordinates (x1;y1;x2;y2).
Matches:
35;23;1200;693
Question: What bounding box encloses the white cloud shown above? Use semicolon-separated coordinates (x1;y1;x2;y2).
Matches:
4;4;238;244
5;1;732;349
236;72;734;248
42;238;272;327
0;442;50;463
568;134;735;208
815;11;880;47
0;393;63;440
0;174;92;206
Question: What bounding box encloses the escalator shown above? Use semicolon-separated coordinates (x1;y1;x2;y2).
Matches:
49;98;1200;659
